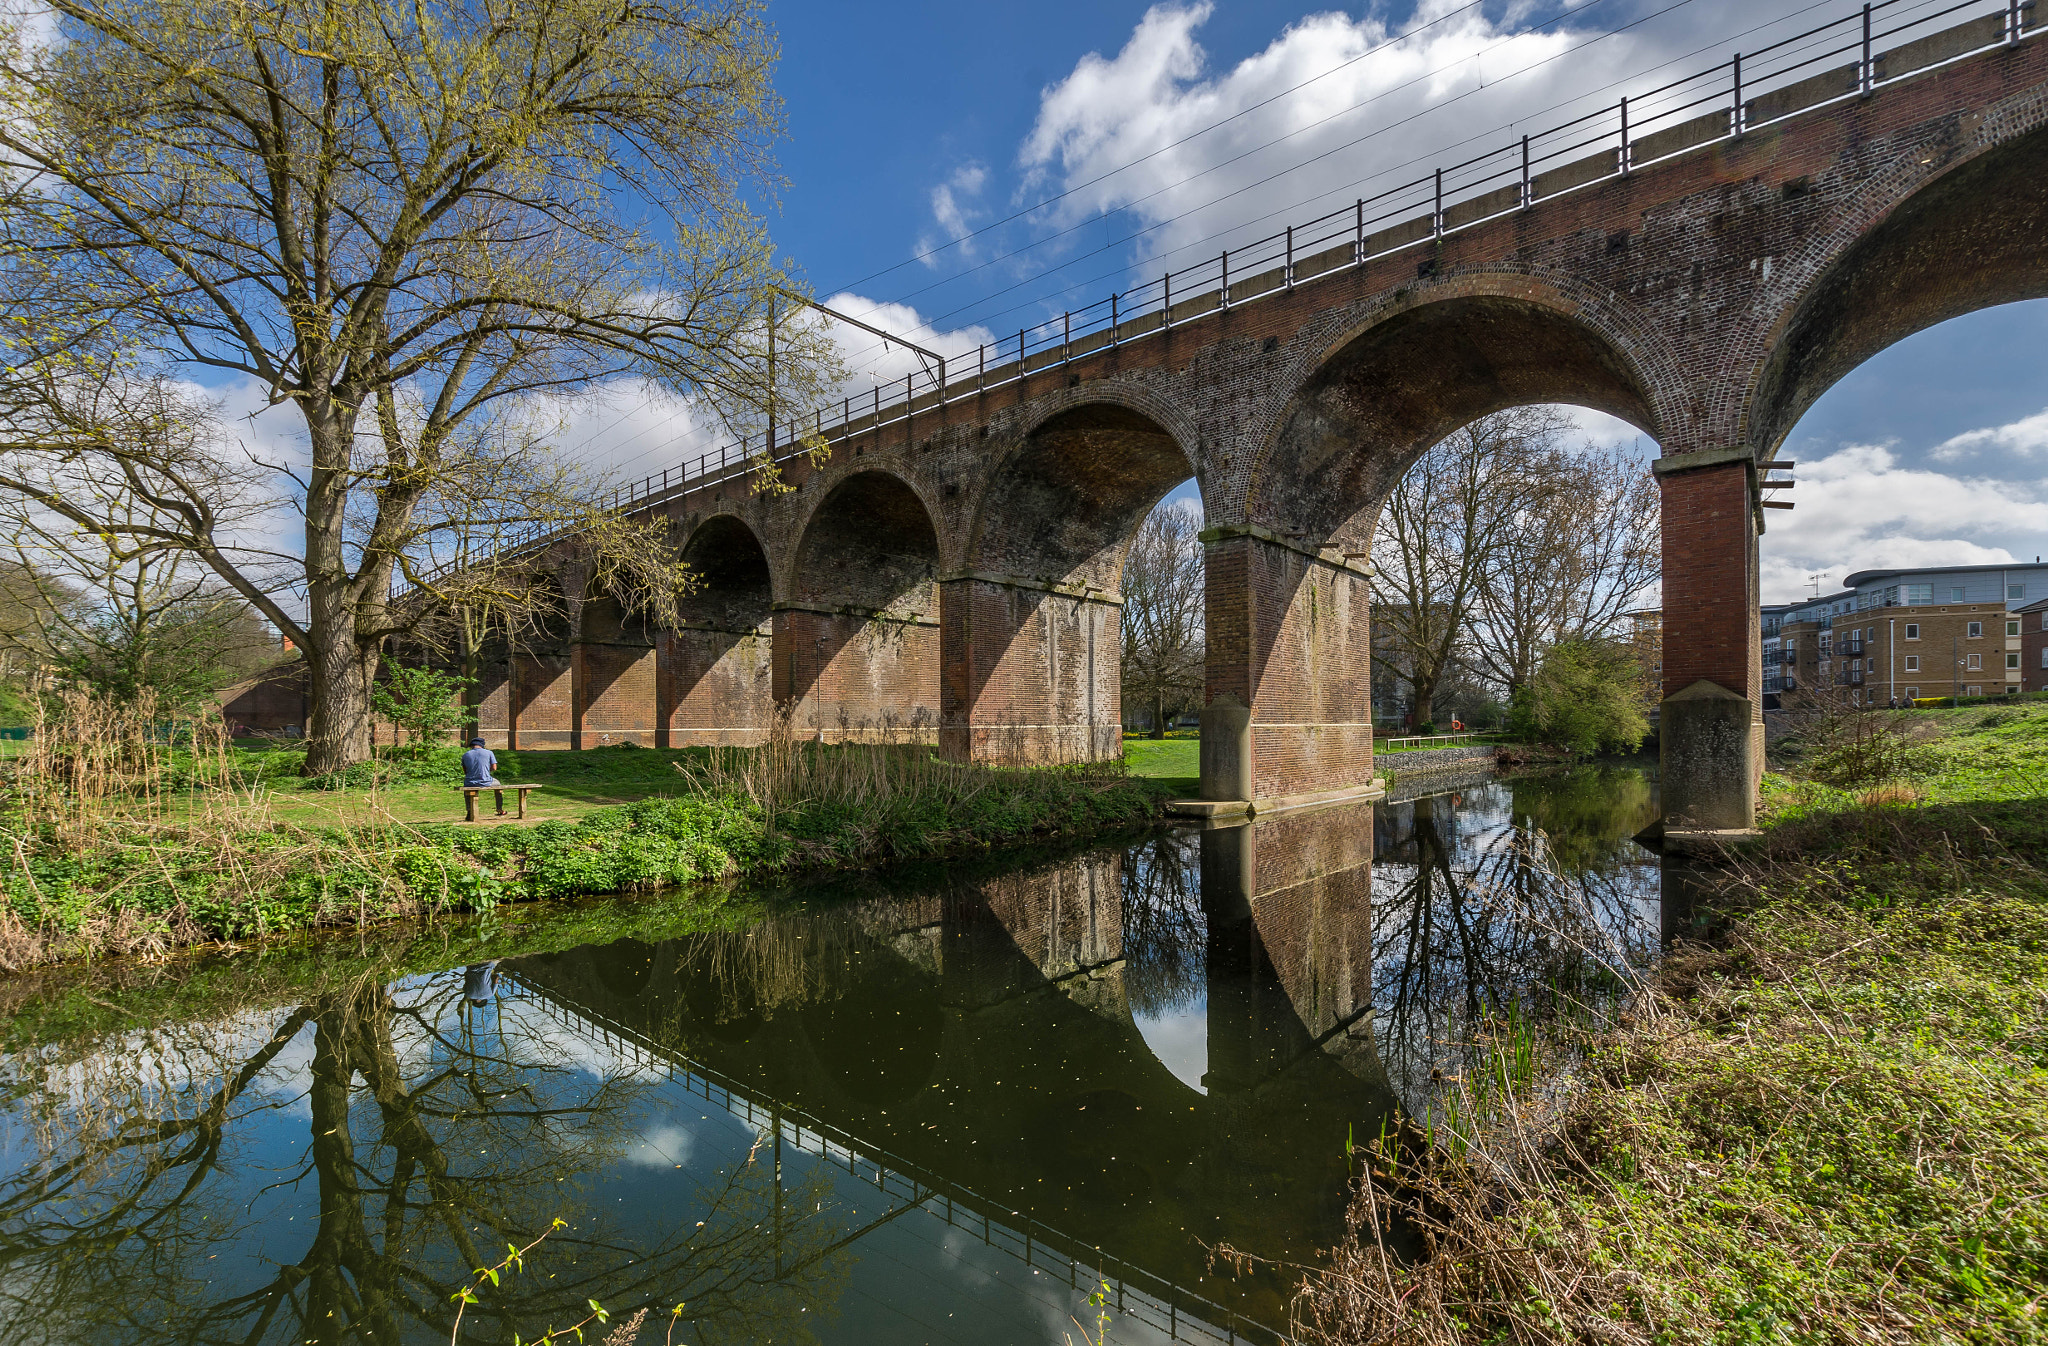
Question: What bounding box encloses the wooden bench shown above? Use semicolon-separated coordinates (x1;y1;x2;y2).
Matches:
461;783;543;821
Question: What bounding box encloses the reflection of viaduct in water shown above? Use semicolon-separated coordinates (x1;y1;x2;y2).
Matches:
508;804;1389;1337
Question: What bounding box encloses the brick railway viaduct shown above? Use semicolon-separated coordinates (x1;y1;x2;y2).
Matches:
461;14;2048;832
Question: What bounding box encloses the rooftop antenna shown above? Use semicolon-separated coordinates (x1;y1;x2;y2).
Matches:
1807;571;1828;598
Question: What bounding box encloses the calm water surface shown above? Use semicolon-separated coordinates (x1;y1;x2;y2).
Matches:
0;766;1670;1345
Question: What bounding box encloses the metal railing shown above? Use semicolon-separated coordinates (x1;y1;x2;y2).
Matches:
1379;731;1487;751
400;0;2039;597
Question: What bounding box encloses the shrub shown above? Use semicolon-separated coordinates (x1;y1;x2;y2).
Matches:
1530;638;1648;756
370;666;474;759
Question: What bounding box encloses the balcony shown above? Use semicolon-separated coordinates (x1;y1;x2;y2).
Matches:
1839;639;1864;656
1837;669;1865;686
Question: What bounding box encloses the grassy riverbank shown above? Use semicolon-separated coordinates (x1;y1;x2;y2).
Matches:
1296;703;2048;1344
0;732;1174;972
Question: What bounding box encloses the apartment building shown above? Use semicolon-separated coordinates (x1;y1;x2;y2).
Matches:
2017;596;2048;694
1762;562;2048;704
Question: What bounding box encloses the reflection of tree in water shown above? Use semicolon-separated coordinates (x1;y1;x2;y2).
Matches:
1118;833;1206;1018
1370;774;1660;1114
0;972;849;1345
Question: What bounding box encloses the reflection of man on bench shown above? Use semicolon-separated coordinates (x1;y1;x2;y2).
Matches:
459;738;540;820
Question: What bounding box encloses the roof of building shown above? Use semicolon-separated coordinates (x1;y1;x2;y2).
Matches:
1840;561;2048;588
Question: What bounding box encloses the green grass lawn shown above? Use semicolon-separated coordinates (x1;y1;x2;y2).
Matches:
1120;736;1198;789
1297;700;2048;1343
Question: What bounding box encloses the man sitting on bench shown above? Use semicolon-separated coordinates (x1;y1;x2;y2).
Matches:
461;737;509;815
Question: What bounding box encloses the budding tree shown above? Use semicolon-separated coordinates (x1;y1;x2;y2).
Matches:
0;0;839;771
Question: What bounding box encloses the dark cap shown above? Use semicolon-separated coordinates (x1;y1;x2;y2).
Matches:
469;738;486;747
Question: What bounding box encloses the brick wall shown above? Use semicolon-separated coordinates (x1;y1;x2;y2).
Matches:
663;626;773;745
938;578;1121;764
577;642;659;747
773;607;940;741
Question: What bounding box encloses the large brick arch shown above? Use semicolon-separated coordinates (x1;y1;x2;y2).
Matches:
1245;276;1666;547
677;512;773;630
782;470;943;738
788;470;942;615
1746;107;2048;456
967;393;1200;591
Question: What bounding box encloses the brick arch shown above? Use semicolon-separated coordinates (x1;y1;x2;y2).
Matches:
676;512;774;630
1744;91;2048;456
1242;272;1668;547
782;469;943;738
786;469;943;615
966;392;1201;592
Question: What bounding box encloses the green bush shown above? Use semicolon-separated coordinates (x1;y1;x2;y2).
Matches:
1530;638;1649;756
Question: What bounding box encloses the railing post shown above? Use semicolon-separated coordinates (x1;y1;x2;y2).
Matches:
937;356;946;408
1520;135;1530;207
905;371;912;439
1110;292;1118;346
1619;96;1630;175
1163;271;1172;328
1284;225;1293;286
1732;53;1743;135
1354;198;1364;262
1018;327;1027;370
1862;4;1874;93
978;342;985;391
1433;168;1443;236
2011;0;2023;45
1062;310;1070;360
1220;249;1229;307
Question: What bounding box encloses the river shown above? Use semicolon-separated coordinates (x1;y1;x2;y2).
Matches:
0;764;1671;1345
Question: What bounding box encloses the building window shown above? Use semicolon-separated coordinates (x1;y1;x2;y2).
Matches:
1968;686;1983;697
1905;624;1920;640
1905;655;1919;671
1905;584;1933;604
2008;652;2021;669
2040;649;2047;670
2011;584;2026;601
2009;620;2023;637
1952;586;1967;601
1905;686;1919;698
1968;622;1983;638
1968;653;1983;670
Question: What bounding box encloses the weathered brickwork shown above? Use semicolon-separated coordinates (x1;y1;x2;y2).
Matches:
510;654;573;750
1205;532;1375;801
662;627;773;745
938;578;1122;763
456;34;2048;818
772;608;941;741
576;643;658;748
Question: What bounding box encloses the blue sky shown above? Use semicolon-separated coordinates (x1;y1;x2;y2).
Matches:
199;0;2047;605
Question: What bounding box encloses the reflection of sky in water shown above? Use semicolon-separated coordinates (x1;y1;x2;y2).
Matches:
1132;997;1209;1095
0;769;1663;1346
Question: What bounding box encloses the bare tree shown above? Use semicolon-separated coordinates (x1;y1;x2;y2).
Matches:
1370;410;1556;726
1469;435;1660;698
0;0;841;772
1119;500;1204;739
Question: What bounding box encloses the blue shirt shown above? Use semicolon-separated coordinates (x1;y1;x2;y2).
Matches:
461;747;498;787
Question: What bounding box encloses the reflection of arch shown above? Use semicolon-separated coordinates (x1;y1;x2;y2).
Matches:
782;471;942;735
790;471;941;612
1250;281;1663;546
798;969;944;1107
1748;121;2048;456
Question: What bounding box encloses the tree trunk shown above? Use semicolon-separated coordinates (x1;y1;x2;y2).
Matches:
302;629;378;775
1151;688;1166;739
1412;678;1436;727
